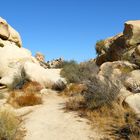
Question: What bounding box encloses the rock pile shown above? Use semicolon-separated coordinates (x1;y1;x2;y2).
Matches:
35;52;64;69
0;17;66;90
95;20;140;114
96;20;140;66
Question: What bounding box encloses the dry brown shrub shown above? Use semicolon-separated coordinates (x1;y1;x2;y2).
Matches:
15;93;42;107
0;108;25;140
84;102;140;139
65;95;86;111
22;81;43;93
7;81;42;108
60;83;86;97
65;94;140;139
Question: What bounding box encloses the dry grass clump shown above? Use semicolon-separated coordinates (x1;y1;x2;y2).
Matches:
60;83;86;97
14;93;42;107
86;102;140;140
83;76;120;109
22;81;43;93
66;94;140;139
0;108;24;140
7;81;42;108
65;95;86;111
63;76;140;139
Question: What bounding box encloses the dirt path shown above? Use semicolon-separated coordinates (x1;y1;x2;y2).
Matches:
24;91;101;140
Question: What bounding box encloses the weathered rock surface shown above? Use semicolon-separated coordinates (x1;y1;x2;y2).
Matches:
35;52;45;62
125;70;140;93
0;17;66;89
0;45;66;89
125;94;140;114
96;20;140;65
95;20;140;114
24;62;66;88
124;20;140;46
0;45;34;88
0;17;22;47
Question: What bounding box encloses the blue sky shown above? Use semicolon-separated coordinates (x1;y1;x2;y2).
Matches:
0;0;140;62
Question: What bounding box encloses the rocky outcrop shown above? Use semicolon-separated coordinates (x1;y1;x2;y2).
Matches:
125;70;140;93
96;20;140;66
0;17;22;47
124;20;140;46
0;17;66;90
0;45;36;88
35;52;49;69
35;52;64;69
0;44;66;89
48;58;64;68
95;20;140;114
125;94;140;114
35;52;45;62
23;62;66;88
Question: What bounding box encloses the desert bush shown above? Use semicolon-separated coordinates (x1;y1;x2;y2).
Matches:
83;76;120;109
95;40;106;55
65;94;86;111
7;81;42;107
15;93;42;107
60;60;99;83
63;76;120;110
0;108;23;140
60;60;80;83
79;61;99;80
85;102;140;139
22;81;43;93
60;83;86;97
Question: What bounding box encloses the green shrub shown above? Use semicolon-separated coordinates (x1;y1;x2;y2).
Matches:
60;60;81;83
60;60;99;83
0;108;23;140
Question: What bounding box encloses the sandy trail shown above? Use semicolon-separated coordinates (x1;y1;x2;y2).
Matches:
24;91;100;140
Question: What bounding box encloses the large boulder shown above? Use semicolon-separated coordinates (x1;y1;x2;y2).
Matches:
0;45;35;88
99;61;137;77
124;20;140;46
124;70;140;93
125;94;140;114
0;44;66;89
96;20;140;65
35;52;45;62
0;17;10;40
0;17;22;47
8;25;22;48
0;17;66;90
35;52;49;69
23;61;66;89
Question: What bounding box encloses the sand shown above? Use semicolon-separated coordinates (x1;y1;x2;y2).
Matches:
24;91;101;140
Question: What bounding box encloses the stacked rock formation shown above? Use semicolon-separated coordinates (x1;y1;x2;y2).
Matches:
0;17;66;89
95;20;140;114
